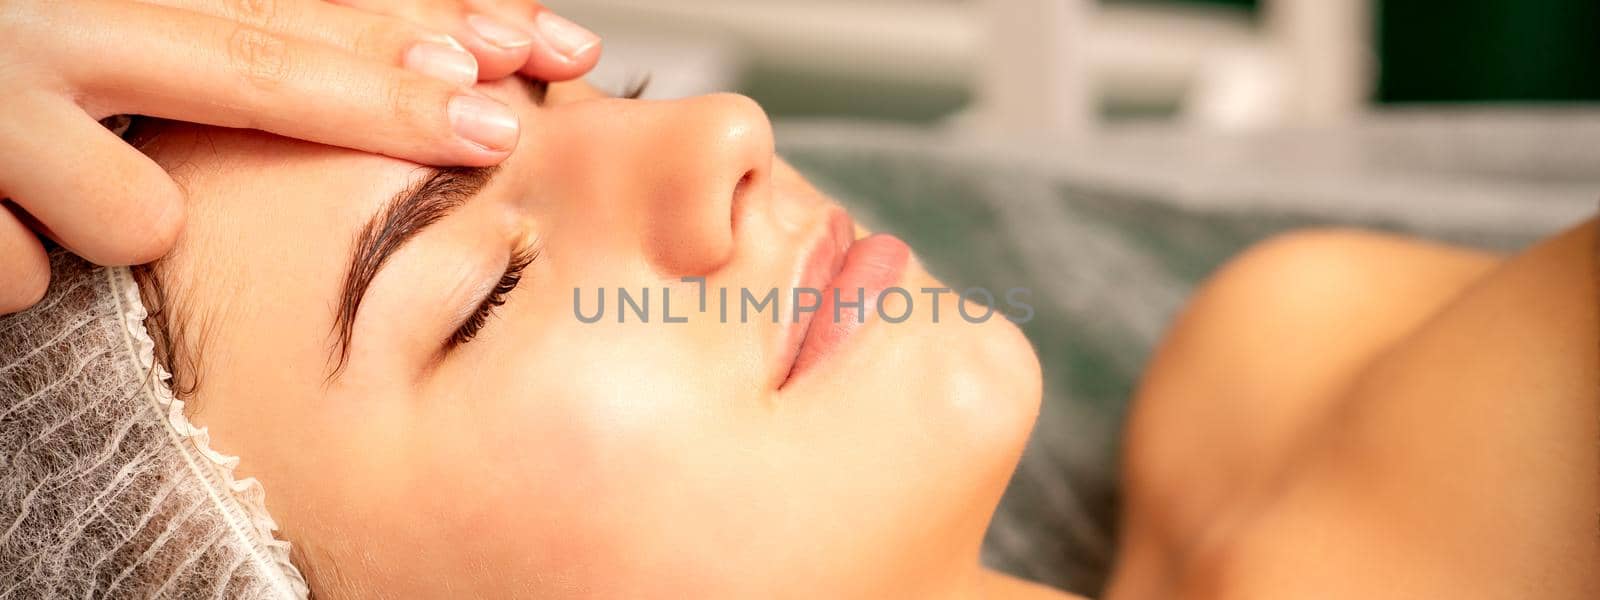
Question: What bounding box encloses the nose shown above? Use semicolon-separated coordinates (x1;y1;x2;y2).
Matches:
536;92;775;278
633;93;773;276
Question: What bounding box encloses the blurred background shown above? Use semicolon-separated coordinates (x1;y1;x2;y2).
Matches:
552;0;1600;125
546;1;1600;596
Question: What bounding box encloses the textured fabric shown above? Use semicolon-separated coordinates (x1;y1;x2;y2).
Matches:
0;251;307;599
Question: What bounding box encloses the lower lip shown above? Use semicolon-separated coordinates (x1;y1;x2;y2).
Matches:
782;233;911;386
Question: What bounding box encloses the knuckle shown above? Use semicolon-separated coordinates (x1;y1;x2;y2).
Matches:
226;25;290;93
350;22;392;61
224;0;280;29
384;80;436;138
355;17;419;62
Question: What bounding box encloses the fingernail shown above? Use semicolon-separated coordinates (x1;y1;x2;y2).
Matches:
404;41;478;87
449;95;520;152
535;11;600;59
467;13;534;49
433;33;467;52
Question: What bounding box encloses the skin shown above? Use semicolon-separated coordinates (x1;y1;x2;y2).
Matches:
138;78;1058;598
1112;226;1600;598
0;0;602;313
117;11;1596;592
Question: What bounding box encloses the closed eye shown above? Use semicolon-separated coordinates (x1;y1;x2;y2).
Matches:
448;246;538;348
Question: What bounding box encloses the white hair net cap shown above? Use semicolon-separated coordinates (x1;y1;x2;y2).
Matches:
1;251;308;598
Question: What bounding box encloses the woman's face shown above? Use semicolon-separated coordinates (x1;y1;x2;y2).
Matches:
143;78;1040;597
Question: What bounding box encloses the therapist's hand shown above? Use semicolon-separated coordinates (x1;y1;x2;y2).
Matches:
0;0;601;314
329;0;602;82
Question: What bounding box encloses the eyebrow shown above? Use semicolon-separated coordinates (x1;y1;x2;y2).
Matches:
328;166;499;378
326;77;548;378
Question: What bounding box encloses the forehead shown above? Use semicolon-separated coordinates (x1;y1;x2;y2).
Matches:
130;77;602;355
142;122;417;276
136;76;600;264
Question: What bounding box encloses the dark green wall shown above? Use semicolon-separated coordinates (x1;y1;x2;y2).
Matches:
1378;0;1600;102
1140;0;1600;102
750;1;1600;122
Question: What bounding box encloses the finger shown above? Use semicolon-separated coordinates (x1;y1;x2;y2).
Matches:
326;0;537;80
519;10;603;82
0;204;51;314
54;0;520;165
461;12;538;80
0;93;185;267
138;0;480;88
468;0;602;81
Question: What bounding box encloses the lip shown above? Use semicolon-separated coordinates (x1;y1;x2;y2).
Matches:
776;216;910;389
772;209;855;387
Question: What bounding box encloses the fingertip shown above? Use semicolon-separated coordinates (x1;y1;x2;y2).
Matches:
355;79;516;168
0;269;49;315
135;186;187;265
519;40;601;83
403;40;480;88
445;93;520;164
532;10;601;67
94;178;187;267
568;38;604;74
0;213;50;313
435;138;514;167
459;36;531;81
452;147;515;168
459;14;536;80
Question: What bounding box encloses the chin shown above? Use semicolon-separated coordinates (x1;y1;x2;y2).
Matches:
946;293;1043;461
891;261;1043;476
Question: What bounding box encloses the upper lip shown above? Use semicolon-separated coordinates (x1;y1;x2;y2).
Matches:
774;208;855;387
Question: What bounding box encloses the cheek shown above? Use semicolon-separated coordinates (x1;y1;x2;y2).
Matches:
356;260;1041;592
412;326;749;561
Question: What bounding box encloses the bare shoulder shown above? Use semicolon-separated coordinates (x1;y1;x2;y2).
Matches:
1186;219;1599;599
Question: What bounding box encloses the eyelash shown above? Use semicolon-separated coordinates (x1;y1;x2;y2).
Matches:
442;75;646;348
621;74;651;100
449;247;538;348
